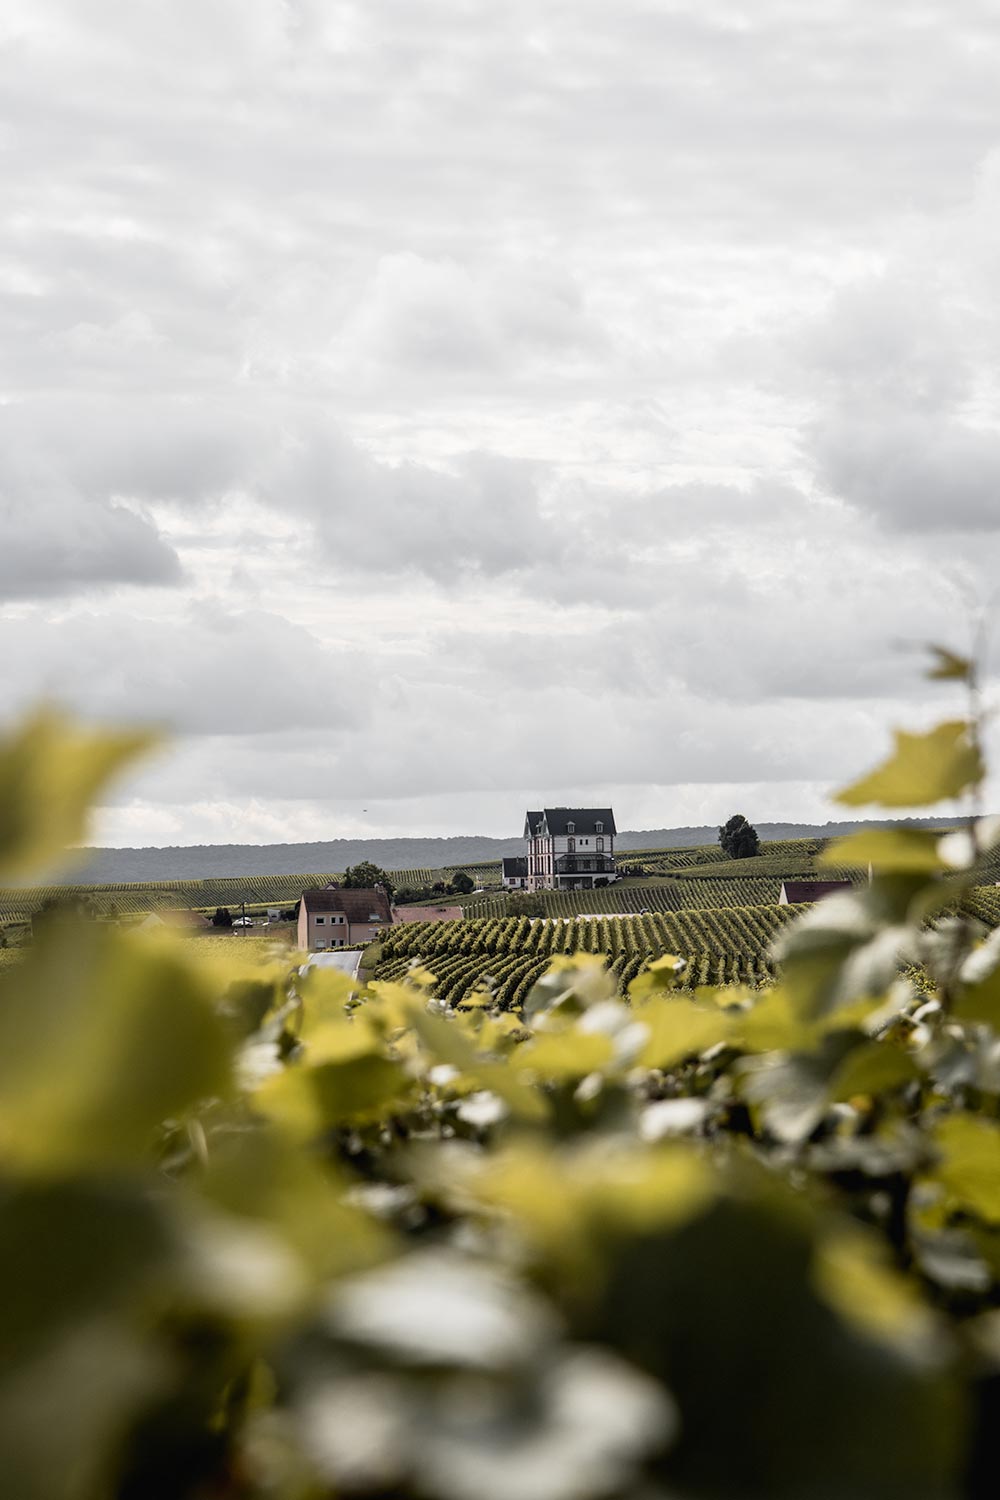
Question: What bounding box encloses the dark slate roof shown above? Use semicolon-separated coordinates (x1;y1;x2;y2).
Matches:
300;887;393;922
503;857;528;876
542;807;616;836
524;809;544;836
781;880;852;904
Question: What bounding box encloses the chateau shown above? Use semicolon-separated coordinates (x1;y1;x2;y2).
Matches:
523;808;618;892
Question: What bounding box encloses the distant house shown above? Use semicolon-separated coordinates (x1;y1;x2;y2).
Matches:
779;880;853;905
393;904;463;924
139;908;212;931
524;808;618;892
502;856;528;889
297;885;393;950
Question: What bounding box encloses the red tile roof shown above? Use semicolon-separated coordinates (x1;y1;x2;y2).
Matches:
393;905;463;924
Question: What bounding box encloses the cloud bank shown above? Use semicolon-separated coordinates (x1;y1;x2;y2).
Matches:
2;0;1000;841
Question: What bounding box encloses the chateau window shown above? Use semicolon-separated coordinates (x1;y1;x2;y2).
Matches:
567;821;575;834
597;837;604;852
567;837;575;852
315;916;325;924
595;821;603;833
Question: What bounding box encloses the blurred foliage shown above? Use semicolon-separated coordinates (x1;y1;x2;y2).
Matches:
4;658;1000;1497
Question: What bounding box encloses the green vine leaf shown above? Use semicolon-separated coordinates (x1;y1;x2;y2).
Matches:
834;721;984;808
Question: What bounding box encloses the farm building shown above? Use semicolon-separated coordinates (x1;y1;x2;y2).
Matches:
297;885;393;950
524;808;618;892
502;856;528;889
779;880;853;905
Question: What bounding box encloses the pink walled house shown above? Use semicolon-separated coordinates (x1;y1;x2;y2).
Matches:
297;885;393;950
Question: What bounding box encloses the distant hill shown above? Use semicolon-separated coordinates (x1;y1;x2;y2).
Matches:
54;816;967;886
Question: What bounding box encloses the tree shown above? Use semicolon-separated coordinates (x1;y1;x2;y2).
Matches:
719;814;760;860
450;870;475;895
34;894;96;927
507;891;547;918
212;906;233;928
343;862;396;898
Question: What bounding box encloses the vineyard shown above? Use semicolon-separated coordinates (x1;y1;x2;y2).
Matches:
423;870;866;921
5;833;998;946
373;882;1000;1008
370;904;801;1007
453;881;684;921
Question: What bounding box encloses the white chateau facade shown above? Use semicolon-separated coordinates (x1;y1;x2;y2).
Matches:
523;808;618;892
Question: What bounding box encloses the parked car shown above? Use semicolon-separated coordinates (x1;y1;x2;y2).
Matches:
232;916;254;927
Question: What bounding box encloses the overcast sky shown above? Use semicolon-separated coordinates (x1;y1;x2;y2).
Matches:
3;0;1000;846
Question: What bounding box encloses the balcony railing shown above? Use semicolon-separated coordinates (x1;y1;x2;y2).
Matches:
554;855;616;875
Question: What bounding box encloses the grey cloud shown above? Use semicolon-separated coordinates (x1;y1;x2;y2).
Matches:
796;277;971;412
1;396;567;585
269;426;561;580
0;604;370;737
325;253;610;385
794;273;1000;532
0;500;181;599
0;408;183;599
263;428;566;583
813;407;1000;533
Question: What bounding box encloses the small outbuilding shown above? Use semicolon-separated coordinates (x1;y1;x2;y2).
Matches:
779;880;853;905
138;909;212;931
502;857;528;889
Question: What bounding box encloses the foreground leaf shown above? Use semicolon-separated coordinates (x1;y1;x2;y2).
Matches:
819;827;945;875
0;709;157;882
0;922;231;1174
835;721;984;809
